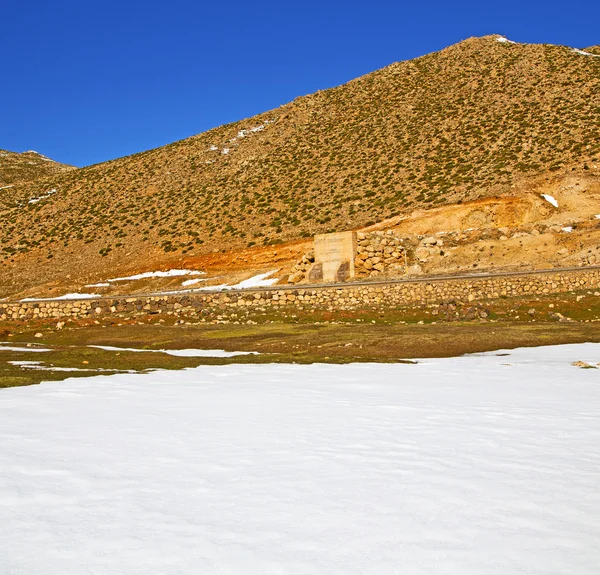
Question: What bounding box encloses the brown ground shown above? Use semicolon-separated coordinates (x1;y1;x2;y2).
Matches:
2;35;600;297
3;284;600;388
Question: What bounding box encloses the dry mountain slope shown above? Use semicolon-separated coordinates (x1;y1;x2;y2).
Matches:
1;34;599;297
0;149;75;188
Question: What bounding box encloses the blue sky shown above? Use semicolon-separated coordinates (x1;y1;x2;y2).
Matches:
3;0;598;167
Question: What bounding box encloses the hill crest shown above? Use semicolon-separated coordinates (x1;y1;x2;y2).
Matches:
0;149;75;188
1;34;599;297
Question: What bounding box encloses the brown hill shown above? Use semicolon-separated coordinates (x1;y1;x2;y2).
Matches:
0;149;75;188
1;34;599;297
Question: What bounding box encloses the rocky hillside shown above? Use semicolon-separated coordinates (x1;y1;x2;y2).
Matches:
1;34;599;296
0;150;75;187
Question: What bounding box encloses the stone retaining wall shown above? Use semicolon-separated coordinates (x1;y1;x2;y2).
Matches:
1;268;599;322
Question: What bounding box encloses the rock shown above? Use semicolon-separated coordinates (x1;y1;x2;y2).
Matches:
572;361;596;369
56;322;65;330
288;272;304;284
34;332;43;338
415;247;430;261
364;259;374;270
422;236;436;245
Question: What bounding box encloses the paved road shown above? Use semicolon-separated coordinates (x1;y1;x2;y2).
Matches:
7;265;599;304
82;264;600;301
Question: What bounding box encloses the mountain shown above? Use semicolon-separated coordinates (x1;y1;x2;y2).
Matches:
0;149;75;187
1;34;599;297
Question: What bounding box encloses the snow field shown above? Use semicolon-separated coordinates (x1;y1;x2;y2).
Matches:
1;343;599;573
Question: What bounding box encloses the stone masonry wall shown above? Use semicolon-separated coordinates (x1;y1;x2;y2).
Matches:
288;230;406;283
1;268;599;323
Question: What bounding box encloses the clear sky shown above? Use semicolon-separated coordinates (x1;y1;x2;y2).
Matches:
3;0;598;167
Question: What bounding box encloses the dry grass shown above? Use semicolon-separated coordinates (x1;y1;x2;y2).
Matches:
1;35;599;293
0;150;75;187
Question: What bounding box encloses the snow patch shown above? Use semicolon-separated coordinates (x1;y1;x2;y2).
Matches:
236;125;266;139
541;194;559;208
496;36;517;44
0;185;14;191
195;270;279;291
181;278;206;287
85;283;110;288
28;188;57;204
89;345;257;357
8;360;130;373
561;226;573;233
0;345;51;353
20;293;101;302
221;147;230;155
105;269;205;282
572;48;600;58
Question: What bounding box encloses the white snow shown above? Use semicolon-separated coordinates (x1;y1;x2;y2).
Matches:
88;345;257;358
20;293;101;302
221;147;230;155
595;214;600;219
181;278;206;287
1;343;599;573
85;282;110;288
209;145;218;151
105;269;205;282
196;270;279;291
0;345;51;353
496;36;517;44
541;193;559;208
231;269;279;289
28;188;57;204
8;360;131;373
236;125;266;139
561;226;573;233
0;184;14;191
571;48;600;57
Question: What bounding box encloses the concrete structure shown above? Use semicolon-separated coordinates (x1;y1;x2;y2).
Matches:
311;231;357;282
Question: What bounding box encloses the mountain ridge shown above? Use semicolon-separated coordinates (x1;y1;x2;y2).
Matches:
0;150;75;188
1;34;599;297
